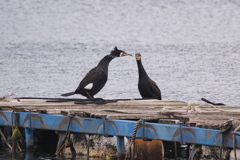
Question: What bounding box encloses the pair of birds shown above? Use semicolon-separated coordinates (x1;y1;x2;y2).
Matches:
61;47;162;100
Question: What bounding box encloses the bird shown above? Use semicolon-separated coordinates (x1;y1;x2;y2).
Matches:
135;53;162;100
61;47;131;99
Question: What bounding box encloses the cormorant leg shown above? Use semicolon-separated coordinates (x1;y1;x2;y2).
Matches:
86;92;94;99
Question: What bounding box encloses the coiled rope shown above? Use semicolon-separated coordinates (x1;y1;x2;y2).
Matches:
125;118;159;160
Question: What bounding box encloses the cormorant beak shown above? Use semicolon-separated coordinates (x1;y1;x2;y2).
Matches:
120;52;132;57
135;54;141;61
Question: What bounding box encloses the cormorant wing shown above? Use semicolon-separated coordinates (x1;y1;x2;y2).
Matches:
148;78;162;99
75;67;104;92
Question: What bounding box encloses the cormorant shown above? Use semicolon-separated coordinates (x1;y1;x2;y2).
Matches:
61;47;131;99
135;53;162;100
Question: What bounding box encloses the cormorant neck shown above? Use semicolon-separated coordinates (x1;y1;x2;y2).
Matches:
137;59;148;78
98;55;114;72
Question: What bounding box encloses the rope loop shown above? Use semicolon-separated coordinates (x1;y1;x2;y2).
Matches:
56;113;75;154
125;117;160;160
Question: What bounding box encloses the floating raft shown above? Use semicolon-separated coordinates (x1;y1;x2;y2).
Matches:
1;98;239;124
1;98;240;154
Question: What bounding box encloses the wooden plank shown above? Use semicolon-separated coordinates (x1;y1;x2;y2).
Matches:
1;98;240;129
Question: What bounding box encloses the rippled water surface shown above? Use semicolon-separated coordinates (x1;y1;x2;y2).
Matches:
1;0;240;159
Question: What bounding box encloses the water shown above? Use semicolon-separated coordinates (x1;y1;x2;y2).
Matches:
0;0;240;159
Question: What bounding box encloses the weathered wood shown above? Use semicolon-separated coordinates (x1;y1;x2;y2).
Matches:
36;109;47;114
1;98;240;129
158;119;180;124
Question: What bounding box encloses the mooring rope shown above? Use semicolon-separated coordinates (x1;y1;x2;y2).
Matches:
55;112;75;154
125;118;159;160
188;144;201;160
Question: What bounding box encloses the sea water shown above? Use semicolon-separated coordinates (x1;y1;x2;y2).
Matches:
0;0;240;159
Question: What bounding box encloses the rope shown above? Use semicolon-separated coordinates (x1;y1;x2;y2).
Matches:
233;124;240;160
55;113;74;154
162;101;221;114
188;144;201;160
218;119;240;160
125;118;159;160
124;119;142;160
217;119;234;160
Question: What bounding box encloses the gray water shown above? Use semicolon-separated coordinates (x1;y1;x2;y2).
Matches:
0;0;240;159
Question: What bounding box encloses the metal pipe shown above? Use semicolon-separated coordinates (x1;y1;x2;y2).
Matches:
25;128;34;152
178;122;184;144
27;108;32;130
116;136;125;158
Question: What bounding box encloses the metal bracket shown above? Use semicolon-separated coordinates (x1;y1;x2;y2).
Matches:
11;111;15;128
11;111;19;128
101;115;112;137
178;122;184;144
66;113;74;132
141;118;152;141
27;108;33;130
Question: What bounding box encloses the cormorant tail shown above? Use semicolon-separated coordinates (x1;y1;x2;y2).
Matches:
61;92;75;97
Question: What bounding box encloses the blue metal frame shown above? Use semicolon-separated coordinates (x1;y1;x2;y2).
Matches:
0;110;239;148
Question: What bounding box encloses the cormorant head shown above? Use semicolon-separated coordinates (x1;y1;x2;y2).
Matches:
135;53;141;61
110;46;132;57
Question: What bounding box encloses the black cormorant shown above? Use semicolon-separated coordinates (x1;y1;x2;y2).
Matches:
135;53;162;100
61;47;131;99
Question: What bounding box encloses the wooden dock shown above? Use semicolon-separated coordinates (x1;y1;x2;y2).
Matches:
1;97;240;159
1;98;239;127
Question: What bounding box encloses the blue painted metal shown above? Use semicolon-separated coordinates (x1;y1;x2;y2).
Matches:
24;109;34;151
178;122;184;144
116;136;125;158
101;115;108;137
0;110;240;148
27;108;33;130
142;118;146;140
25;128;34;151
